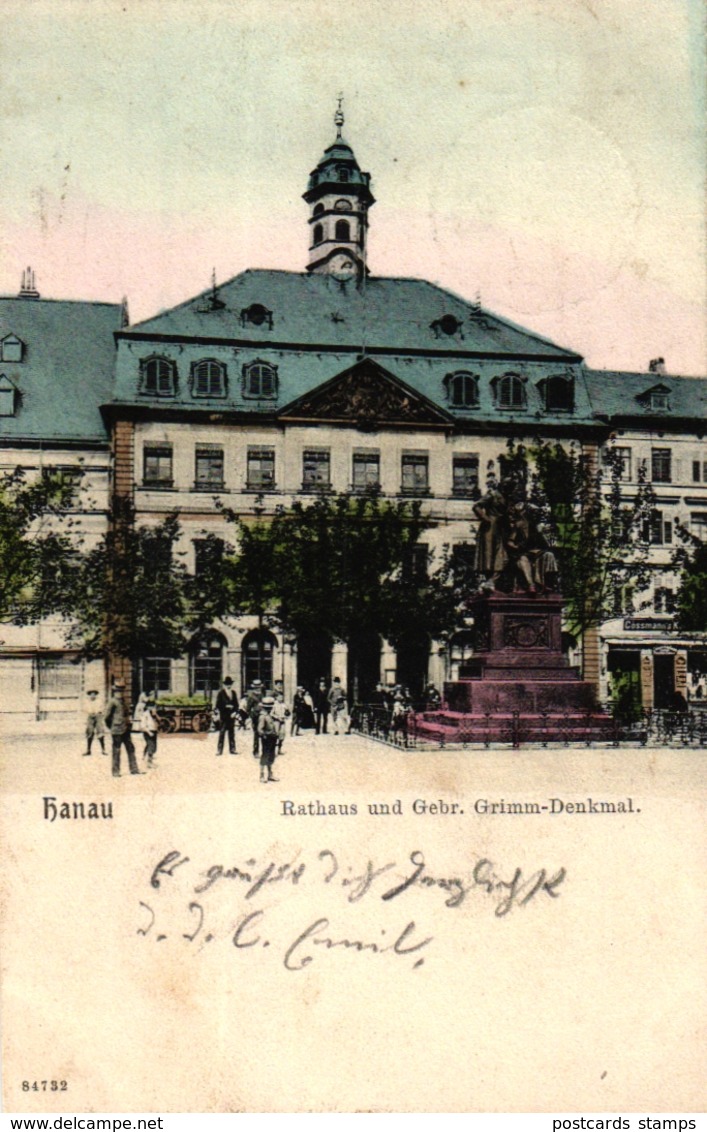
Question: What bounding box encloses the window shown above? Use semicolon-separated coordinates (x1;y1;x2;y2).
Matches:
403;543;429;580
143;445;173;488
446;372;479;408
654;587;676;614
613;446;632;482
690;513;707;540
140;356;177;397
247;447;275;490
302;449;331;490
0;374;16;416
495;374;526;409
451;542;476;584
313;203;325;216
240;303;273;329
352;451;380;492
651;448;672;483
335;219;350;241
650;389;670;411
335;199;352;211
140;657;172;693
193;538;224;576
452;455;479;497
401;453;429;495
194;446;224;489
337;167;350;182
243;360;278;399
191;359;226;397
1;335;23;363
313;223;324;245
692;461;707;483
642;509;672;545
38;657;81;699
190;632;225;695
540;374;574;412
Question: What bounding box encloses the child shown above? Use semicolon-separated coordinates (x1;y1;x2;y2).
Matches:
257;696;279;783
141;695;159;767
84;689;106;756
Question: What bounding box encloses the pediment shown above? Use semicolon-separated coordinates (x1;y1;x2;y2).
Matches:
279;358;452;429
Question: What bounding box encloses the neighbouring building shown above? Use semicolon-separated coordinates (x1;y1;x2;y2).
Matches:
0;270;124;720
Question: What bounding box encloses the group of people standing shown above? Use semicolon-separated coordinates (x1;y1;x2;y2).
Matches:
83;680;157;778
214;675;351;779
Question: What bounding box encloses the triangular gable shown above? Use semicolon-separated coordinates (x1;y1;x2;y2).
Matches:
278;357;454;429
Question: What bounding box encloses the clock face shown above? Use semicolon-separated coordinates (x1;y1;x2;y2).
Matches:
330;255;356;280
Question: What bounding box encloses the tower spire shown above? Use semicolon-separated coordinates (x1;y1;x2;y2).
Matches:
335;93;344;139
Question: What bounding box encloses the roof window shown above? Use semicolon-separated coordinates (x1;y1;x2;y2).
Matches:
0;374;17;416
240;303;273;329
1;335;24;363
431;315;463;338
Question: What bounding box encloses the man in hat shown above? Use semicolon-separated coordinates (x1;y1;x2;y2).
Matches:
214;676;238;756
257;695;279;783
244;679;264;758
103;680;140;778
83;688;106;757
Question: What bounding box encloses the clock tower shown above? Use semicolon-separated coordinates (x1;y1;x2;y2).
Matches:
303;101;375;280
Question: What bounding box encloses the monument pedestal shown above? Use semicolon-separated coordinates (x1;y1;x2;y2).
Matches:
415;592;615;745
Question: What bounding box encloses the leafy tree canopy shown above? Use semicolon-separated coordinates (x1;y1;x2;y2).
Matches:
0;466;84;625
673;523;707;633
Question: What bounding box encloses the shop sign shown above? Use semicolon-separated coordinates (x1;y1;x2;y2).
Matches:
623;617;674;632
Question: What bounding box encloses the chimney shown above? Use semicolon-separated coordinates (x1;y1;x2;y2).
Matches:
18;266;40;299
648;357;666;375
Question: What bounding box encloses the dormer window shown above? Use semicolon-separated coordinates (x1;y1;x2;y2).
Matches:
243;360;278;400
240;303;273;329
431;315;463;338
0;374;17;416
1;334;24;363
637;384;671;412
191;359;226;398
140;356;177;397
538;373;574;412
335;219;351;241
494;373;527;410
445;371;479;408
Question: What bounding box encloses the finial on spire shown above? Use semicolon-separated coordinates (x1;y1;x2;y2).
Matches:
335;93;344;139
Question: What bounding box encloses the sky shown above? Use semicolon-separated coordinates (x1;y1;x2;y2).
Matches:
1;0;705;375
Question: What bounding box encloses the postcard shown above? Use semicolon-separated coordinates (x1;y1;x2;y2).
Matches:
1;0;705;1115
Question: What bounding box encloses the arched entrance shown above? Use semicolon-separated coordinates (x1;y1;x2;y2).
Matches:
189;630;226;696
395;632;430;703
242;628;278;694
347;631;381;704
296;630;332;694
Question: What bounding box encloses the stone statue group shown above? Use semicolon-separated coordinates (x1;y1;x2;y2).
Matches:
473;473;559;594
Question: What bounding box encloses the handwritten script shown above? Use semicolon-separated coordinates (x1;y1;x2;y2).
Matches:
136;848;566;971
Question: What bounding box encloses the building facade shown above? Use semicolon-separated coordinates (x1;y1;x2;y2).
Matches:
2;117;705;720
0;273;124;719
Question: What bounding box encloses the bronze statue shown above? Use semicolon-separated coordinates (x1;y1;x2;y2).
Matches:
473;475;558;594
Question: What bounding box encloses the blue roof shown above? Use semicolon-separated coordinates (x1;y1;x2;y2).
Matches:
128;269;579;359
583;369;707;421
0;296;122;444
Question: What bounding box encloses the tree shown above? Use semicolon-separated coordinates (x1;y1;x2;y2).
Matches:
673;524;707;633
68;498;191;663
218;492;455;691
522;439;657;640
0;466;85;625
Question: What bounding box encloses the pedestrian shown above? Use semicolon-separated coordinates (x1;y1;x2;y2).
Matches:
141;695;159;767
314;677;329;734
244;679;264;758
328;676;349;735
214;676;238;756
104;680;140;778
83;688;106;757
425;683;441;711
257;695;279;783
271;688;289;755
291;685;308;735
